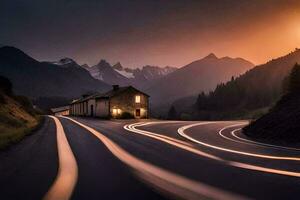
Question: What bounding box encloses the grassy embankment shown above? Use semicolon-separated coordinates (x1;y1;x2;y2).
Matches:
0;76;43;149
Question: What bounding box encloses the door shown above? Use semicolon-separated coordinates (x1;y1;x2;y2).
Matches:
135;109;140;117
90;105;94;117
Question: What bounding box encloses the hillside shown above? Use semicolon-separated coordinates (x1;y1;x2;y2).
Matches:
173;48;300;120
243;64;300;143
145;53;254;106
0;76;41;149
0;46;110;99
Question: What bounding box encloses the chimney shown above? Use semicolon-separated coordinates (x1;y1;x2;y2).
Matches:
113;85;119;91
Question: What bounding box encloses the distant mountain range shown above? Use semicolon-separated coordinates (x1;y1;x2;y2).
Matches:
0;46;257;114
82;60;177;89
82;59;131;86
0;46;110;99
145;53;254;106
173;48;300;120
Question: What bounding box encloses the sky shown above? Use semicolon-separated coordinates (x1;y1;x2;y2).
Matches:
1;0;300;68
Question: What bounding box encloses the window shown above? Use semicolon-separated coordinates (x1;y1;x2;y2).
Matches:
113;108;122;116
135;95;141;103
112;108;118;115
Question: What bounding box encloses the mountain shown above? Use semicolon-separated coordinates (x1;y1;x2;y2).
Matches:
48;57;79;67
145;53;254;106
86;60;177;88
85;59;131;86
244;64;300;143
81;64;90;69
0;46;110;99
175;48;300;120
131;65;177;87
112;64;177;81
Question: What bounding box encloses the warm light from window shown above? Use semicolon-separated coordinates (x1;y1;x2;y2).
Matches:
135;95;141;103
113;108;122;115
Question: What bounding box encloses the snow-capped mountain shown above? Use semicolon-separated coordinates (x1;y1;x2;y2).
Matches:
0;46;110;99
133;65;177;81
81;64;90;69
112;63;176;81
85;59;131;85
84;60;177;88
49;57;80;68
112;62;135;78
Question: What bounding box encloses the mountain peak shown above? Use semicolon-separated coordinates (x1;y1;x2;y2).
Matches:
50;57;77;66
60;57;75;64
112;62;123;70
81;64;89;69
204;53;218;59
97;59;111;69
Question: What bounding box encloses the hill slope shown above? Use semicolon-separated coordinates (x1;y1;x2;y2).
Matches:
243;64;300;143
146;53;254;105
0;76;41;149
0;46;110;99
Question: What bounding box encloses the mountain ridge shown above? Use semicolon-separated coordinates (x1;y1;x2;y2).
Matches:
173;48;300;120
0;46;110;99
145;53;255;107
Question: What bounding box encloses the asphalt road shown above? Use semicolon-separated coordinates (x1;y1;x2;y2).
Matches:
1;116;300;200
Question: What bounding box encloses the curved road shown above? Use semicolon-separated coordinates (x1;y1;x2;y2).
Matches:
1;116;300;200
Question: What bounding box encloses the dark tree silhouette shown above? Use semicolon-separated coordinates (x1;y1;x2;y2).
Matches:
168;105;178;120
0;76;12;95
244;63;300;142
287;63;300;93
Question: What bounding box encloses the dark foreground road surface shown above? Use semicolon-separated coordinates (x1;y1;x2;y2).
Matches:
1;116;300;200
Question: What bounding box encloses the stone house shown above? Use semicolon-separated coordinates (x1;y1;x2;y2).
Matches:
51;106;70;116
70;85;149;118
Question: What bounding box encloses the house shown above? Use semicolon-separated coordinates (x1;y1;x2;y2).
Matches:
70;85;149;118
51;106;70;116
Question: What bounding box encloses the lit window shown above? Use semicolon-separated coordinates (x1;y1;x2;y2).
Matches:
135;95;141;103
113;108;122;115
117;109;122;114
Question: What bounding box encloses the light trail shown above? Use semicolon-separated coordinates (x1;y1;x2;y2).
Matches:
62;117;245;200
125;121;300;177
43;116;78;200
179;123;300;161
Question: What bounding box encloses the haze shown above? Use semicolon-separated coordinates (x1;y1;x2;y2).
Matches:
1;0;300;68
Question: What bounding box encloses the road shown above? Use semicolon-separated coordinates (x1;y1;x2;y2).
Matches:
1;116;300;200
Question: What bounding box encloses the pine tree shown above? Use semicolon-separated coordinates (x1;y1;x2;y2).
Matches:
287;63;300;93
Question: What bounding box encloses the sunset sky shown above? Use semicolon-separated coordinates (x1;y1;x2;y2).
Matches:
1;0;300;68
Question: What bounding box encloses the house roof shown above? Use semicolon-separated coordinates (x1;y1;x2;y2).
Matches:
70;86;149;104
96;86;150;98
51;106;70;113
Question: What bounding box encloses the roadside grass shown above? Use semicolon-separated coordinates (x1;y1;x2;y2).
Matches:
0;95;43;150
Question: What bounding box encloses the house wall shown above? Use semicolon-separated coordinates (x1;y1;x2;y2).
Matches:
54;110;69;116
87;99;96;116
95;99;109;117
109;89;149;118
71;102;87;116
